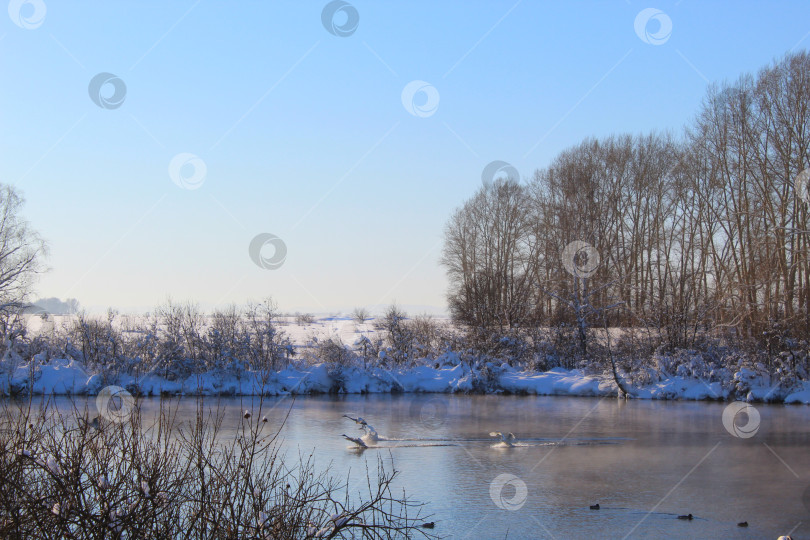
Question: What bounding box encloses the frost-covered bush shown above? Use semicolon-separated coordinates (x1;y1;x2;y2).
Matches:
312;337;354;368
529;325;581;370
241;300;293;372
202;306;248;370
353;334;382;370
406;314;441;360
307;337;356;392
2;293;810;400
68;311;127;382
471;361;504;392
377;305;414;365
461;326;535;368
0;299;295;386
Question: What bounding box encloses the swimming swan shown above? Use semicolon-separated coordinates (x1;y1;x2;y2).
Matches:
360;424;379;445
489;431;517;446
343;414;367;427
344;414;380;444
342;433;367;449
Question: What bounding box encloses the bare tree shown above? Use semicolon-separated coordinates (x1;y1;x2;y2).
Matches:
352;307;370;325
441;179;537;331
0;185;46;312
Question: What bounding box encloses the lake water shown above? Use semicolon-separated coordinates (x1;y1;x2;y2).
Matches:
50;394;810;538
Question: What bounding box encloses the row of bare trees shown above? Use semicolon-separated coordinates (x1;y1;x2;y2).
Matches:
443;51;810;348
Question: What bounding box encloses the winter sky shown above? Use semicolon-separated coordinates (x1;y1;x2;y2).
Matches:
3;1;810;314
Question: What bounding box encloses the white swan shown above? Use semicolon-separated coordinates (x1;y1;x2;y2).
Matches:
489;431;517;447
343;414;367;427
342;433;367;449
360;424;380;445
345;414;381;445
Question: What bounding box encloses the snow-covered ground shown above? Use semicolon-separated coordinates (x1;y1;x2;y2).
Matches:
4;315;810;404
7;356;810;403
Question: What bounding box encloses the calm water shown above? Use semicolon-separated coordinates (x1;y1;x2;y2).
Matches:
51;394;810;539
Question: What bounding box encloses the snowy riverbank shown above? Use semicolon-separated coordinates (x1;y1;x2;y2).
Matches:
4;355;810;404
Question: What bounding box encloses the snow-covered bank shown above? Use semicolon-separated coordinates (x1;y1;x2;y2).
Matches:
4;356;810;404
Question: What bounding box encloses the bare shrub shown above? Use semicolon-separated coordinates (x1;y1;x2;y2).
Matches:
295;312;315;326
243;299;292;372
70;310;125;381
353;335;382;370
462;326;535;368
376;305;413;365
407;314;441;360
352;307;370;325
0;398;437;539
313;337;354;368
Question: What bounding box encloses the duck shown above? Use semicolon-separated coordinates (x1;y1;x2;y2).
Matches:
79;415;100;431
737;521;748;527
421;522;435;529
590;504;600;510
677;514;693;520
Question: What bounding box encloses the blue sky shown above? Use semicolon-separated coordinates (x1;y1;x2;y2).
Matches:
2;1;810;314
